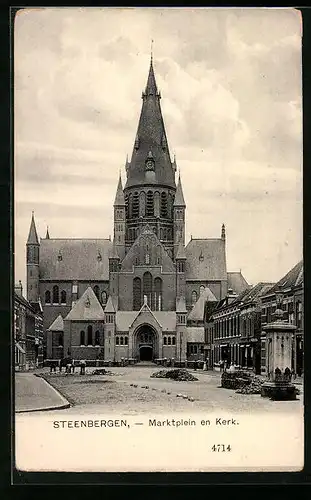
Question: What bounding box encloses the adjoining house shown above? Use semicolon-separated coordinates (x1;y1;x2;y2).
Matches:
260;260;303;376
14;281;43;371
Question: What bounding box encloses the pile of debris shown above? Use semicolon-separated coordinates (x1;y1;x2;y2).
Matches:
235;376;263;394
92;369;109;376
221;370;253;390
151;369;198;381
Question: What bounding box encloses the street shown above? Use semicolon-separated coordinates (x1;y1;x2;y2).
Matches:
15;366;304;416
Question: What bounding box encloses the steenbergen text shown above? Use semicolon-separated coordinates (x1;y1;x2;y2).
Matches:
52;418;239;429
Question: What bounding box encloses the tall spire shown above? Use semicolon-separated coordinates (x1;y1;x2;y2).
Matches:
113;174;125;206
145;46;157;97
27;212;39;245
125;56;175;189
174;174;186;207
45;226;50;239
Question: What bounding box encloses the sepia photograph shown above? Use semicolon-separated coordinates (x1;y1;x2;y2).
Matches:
14;7;303;473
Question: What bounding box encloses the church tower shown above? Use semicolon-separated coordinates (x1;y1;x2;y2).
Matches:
113;173;126;261
26;212;40;303
124;55;177;259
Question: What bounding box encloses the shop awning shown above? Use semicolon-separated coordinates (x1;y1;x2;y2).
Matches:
16;342;26;354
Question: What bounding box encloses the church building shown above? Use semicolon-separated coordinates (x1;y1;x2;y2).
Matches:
26;56;249;363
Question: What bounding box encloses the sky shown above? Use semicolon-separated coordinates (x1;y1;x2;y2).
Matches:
14;7;303;289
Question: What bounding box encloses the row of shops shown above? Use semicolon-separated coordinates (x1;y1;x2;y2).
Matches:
204;261;304;376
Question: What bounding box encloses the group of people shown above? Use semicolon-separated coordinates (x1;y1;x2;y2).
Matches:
49;358;87;375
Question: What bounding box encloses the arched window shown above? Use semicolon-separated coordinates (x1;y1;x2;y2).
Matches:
143;272;152;307
156;245;161;265
61;290;66;304
45;290;51;304
101;291;107;305
154;191;160;217
125;194;129;219
200;285;205;295
52;285;59;304
164;336;167;345
167;192;173;218
87;325;93;346
154;277;162;311
139;191;146;217
95;330;100;345
168;336;171;345
128;193;133;219
116;336;119;345
124;336;128;345
80;331;85;346
172;336;176;345
146;191;154;216
191;290;197;306
160;228;164;240
161;192;168;218
132;192;139;218
133;277;142;311
93;285;100;300
120;336;124;345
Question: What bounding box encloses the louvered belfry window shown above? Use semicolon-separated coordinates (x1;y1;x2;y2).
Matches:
143;272;152;307
146;191;154;216
133;277;142;311
132;192;139;218
161;192;168;218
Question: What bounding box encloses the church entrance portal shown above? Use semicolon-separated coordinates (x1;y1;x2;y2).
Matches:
135;325;157;362
139;345;153;361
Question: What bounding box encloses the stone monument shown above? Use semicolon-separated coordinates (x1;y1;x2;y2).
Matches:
261;291;297;400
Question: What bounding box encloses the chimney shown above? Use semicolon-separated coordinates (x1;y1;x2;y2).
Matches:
15;280;23;297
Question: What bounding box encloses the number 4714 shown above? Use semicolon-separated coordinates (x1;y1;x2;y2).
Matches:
212;444;232;452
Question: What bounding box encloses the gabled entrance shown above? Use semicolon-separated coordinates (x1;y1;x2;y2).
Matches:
134;324;158;362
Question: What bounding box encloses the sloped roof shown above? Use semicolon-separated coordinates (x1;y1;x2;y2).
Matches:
39;239;112;281
265;260;303;295
65;287;105;321
115;311;176;332
185;238;227;280
125;58;176;189
114;175;125;206
188;287;217;321
214;282;274;313
173;175;186;207
121;225;175;271
47;314;64;332
27;213;39;245
104;296;115;313
186;327;205;343
176;296;187;312
227;271;249;295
